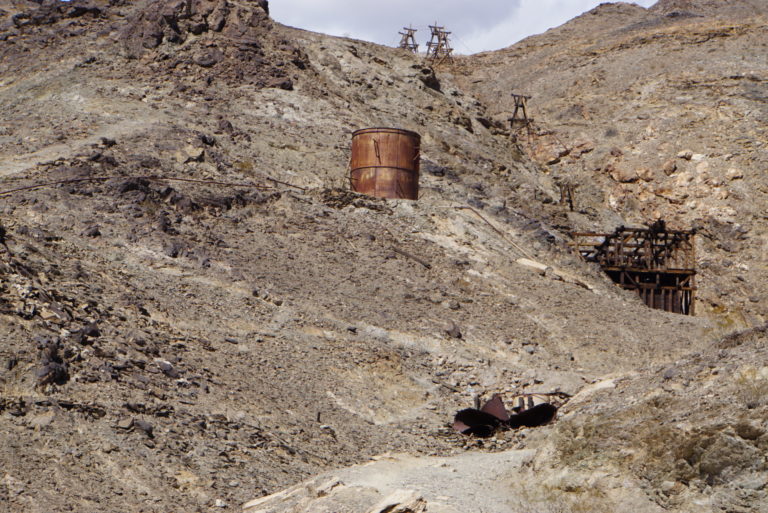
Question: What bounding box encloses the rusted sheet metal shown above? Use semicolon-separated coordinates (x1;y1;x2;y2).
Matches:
350;127;420;200
453;393;568;437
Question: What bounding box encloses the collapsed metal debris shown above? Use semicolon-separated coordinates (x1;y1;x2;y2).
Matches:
453;392;569;437
571;220;697;315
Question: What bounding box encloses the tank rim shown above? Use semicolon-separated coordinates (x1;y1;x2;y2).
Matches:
352;127;421;140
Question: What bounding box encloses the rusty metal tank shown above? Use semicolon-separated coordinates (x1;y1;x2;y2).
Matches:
350;127;420;200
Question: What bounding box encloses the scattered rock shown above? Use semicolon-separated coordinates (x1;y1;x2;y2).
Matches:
81;225;101;237
267;77;293;90
735;421;764;440
695;160;709;173
133;419;154;438
677;150;693;160
177;144;205;164
116;418;134;430
157;360;180;379
733;474;767;491
443;300;461;311
606;163;638;183
164;240;187;258
662;159;677;175
194;48;224;68
36;340;69;388
637;167;655;181
675;171;694;186
446;322;462;339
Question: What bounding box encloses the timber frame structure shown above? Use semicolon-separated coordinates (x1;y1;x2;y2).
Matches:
509;94;533;128
426;23;453;64
397;26;418;53
571;224;697;315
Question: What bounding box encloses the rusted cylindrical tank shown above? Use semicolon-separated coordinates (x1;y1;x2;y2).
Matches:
350;127;420;200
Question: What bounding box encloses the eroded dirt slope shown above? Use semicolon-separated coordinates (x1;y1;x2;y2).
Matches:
0;1;761;513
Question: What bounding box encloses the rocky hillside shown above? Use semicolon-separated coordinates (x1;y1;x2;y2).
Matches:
454;0;768;329
0;1;765;513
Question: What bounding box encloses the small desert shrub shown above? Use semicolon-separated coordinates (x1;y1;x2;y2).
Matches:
735;366;768;409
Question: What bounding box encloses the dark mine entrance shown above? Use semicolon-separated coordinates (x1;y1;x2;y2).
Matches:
571;223;697;315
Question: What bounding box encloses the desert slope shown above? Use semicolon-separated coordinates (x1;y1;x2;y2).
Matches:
0;1;764;513
454;0;768;328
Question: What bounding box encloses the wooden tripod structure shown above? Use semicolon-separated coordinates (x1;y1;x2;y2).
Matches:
398;26;418;53
509;94;533;127
426;23;453;64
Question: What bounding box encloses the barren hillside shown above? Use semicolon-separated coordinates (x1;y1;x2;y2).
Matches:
454;0;768;329
0;1;766;513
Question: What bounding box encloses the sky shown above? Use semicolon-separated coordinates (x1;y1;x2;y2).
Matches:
270;0;658;54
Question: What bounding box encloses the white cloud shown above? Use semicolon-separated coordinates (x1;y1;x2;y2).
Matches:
270;0;658;54
462;0;657;53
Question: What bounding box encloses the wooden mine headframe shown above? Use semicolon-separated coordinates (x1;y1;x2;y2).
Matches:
398;26;419;53
570;221;697;315
509;94;533;128
426;23;453;64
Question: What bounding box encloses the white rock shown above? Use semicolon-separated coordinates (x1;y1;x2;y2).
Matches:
677;150;693;160
707;177;725;187
366;489;426;513
516;258;550;275
675;172;694;186
637;167;655;182
660;481;677;493
726;168;744;180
